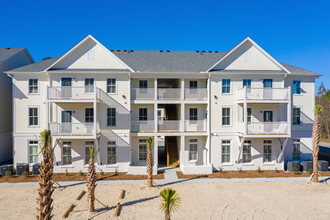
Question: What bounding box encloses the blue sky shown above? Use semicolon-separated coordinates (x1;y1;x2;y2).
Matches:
1;0;329;91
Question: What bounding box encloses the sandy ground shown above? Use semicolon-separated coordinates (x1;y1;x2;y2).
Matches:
0;181;329;220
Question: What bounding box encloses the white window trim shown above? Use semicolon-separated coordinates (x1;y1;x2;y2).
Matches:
243;51;250;62
28;78;39;95
62;142;72;166
221;139;231;164
138;139;147;161
292;105;303;126
84;78;95;94
189;80;198;89
61;77;73;86
87;49;94;61
262;109;274;122
242;79;252;89
84;141;94;165
221;106;233;127
221;79;232;95
107;141;117;165
188;139;198;162
263;140;273;164
189;107;198;121
242;140;253;164
106;107;117;127
27;106;40;127
61;109;73;123
27;140;39;164
138;107;148;121
292;79;303;96
106;77;117;94
84;107;94;123
139;80;148;88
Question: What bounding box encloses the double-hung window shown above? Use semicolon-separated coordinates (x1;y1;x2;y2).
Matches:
243;140;252;163
107;78;116;94
221;140;231;163
28;107;39;126
292;139;300;160
139;80;148;88
222;107;231;126
189;81;198;89
85;141;94;165
263;140;272;162
292;80;301;94
29;141;39;163
62;142;72;165
85;78;94;93
29;79;38;94
243;79;251;88
293;107;301;125
107;141;117;164
139;108;148;121
139;139;147;161
243;108;252;124
85;108;94;123
222;79;231;94
107;108;116;126
189;108;198;121
189;139;198;161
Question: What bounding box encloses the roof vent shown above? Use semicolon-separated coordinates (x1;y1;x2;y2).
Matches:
167;50;170;52
209;51;212;53
215;51;218;53
123;50;127;52
202;51;206;53
130;50;134;52
6;48;10;50
160;50;163;52
117;50;121;52
110;50;115;52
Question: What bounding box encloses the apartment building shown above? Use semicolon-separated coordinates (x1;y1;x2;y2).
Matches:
0;48;34;163
6;35;320;174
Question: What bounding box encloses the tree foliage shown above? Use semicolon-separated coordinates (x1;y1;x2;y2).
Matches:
316;82;330;139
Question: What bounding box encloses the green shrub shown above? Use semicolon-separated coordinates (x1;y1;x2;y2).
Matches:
275;168;280;173
308;168;313;175
100;169;104;176
257;166;262;173
79;170;84;176
238;167;243;173
22;171;29;176
65;169;69;176
292;167;299;174
218;167;223;173
5;171;12;176
114;168;119;176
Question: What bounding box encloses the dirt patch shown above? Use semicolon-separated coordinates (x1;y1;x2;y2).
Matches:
177;170;330;179
0;172;164;183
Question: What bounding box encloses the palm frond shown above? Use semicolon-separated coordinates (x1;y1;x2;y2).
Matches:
147;136;153;151
314;105;324;116
159;188;181;215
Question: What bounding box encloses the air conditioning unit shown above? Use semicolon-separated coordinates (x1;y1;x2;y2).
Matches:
32;163;41;175
0;164;13;176
287;161;300;172
16;163;29;175
301;161;313;172
318;160;329;172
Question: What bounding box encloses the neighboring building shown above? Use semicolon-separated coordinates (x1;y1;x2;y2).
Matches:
6;35;320;174
0;48;34;163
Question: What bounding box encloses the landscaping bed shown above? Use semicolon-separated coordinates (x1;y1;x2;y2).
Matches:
0;172;164;183
177;170;330;179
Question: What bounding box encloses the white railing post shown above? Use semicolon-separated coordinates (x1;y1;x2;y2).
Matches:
154;103;158;132
154;78;158;100
93;88;97;137
181;103;185;132
181;78;184;100
243;86;248;136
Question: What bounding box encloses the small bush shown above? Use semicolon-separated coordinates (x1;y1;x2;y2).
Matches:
292;167;299;174
238;167;243;173
5;171;12;176
65;169;69;176
257;166;262;173
114;168;119;176
275;168;280;173
79;170;84;176
22;171;29;176
218;167;223;173
308;168;313;175
100;169;105;176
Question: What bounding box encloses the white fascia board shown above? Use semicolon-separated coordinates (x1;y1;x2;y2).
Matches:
206;37;291;74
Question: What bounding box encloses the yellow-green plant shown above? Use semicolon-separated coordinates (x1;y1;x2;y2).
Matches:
159;188;181;220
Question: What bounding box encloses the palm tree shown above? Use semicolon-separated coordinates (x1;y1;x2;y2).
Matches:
146;136;153;187
312;105;323;183
159;188;181;220
86;145;96;212
36;130;54;220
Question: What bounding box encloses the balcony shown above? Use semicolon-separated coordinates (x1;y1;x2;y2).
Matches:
131;120;207;132
131;88;207;100
237;88;289;102
47;86;96;101
238;122;289;136
158;120;181;131
185;120;207;131
49;122;99;136
131;121;154;132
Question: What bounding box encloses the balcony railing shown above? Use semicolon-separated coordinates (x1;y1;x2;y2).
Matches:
131;88;155;100
158;120;181;131
157;88;181;99
237;88;289;101
185;120;207;131
185;88;207;100
131;121;154;132
238;121;289;135
49;122;98;136
48;86;96;100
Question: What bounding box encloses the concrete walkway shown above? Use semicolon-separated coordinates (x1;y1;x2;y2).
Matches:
0;175;329;187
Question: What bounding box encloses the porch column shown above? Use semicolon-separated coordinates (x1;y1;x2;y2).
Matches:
287;86;292;136
154;78;158;100
180;136;185;166
154;103;158;132
181;103;185;132
154;135;158;168
243;86;247;136
93;95;97;138
46;101;49;129
181;78;184;100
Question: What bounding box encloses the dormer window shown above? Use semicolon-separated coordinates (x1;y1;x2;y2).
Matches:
244;51;250;62
87;50;94;61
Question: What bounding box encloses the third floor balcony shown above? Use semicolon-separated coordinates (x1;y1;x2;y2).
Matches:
236;87;290;103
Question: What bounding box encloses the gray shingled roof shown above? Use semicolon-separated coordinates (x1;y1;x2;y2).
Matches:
112;50;226;73
9;56;60;72
0;48;25;64
7;49;321;76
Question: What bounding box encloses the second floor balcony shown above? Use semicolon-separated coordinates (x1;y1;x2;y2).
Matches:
237;87;290;102
238;121;289;136
131;88;207;100
47;86;97;101
131;120;207;133
49;122;100;136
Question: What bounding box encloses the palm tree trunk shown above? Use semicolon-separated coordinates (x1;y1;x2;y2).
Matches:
147;148;153;187
86;158;96;212
165;213;171;220
37;146;54;220
312;114;321;183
